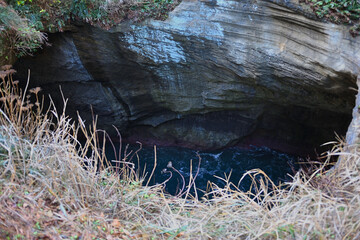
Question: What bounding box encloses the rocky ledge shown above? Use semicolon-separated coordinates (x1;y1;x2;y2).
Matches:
15;0;360;155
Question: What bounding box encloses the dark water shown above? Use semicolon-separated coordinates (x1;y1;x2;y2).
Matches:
105;143;299;197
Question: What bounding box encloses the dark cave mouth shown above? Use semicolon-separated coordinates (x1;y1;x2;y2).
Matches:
118;103;353;158
100;104;353;196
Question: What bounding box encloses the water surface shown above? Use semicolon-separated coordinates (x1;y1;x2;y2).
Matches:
106;144;299;196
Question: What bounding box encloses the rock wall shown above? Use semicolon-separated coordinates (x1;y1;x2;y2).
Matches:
345;76;360;146
14;0;360;155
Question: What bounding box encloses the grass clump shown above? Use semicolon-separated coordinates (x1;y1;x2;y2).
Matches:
0;66;360;239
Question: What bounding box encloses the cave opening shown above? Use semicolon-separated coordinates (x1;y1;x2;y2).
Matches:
12;28;358;196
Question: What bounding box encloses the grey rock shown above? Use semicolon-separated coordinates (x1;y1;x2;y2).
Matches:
345;76;360;147
15;0;360;155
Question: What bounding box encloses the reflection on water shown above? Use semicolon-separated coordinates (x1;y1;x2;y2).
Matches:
106;144;299;196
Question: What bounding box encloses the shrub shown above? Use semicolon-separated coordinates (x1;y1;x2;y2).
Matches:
302;0;360;36
0;4;46;64
6;0;181;32
0;0;181;62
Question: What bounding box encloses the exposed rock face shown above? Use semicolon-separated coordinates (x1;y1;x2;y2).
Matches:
15;0;360;155
337;75;360;167
345;76;360;147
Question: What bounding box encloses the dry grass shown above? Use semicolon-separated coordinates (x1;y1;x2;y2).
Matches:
0;67;359;239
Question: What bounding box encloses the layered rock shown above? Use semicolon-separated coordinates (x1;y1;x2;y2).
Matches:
14;0;360;155
345;76;360;146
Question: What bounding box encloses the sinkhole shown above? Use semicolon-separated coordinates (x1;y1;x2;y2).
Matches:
12;29;358;197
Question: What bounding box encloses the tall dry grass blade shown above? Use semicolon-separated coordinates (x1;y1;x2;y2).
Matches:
146;145;157;187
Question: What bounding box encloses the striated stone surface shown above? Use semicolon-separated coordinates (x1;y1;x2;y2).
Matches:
15;0;360;155
338;75;360;167
345;76;360;146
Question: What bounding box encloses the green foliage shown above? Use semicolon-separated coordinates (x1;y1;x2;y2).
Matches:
7;0;72;32
303;0;360;36
71;0;107;22
6;0;180;32
0;5;46;63
311;0;360;21
0;0;181;62
133;0;178;21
